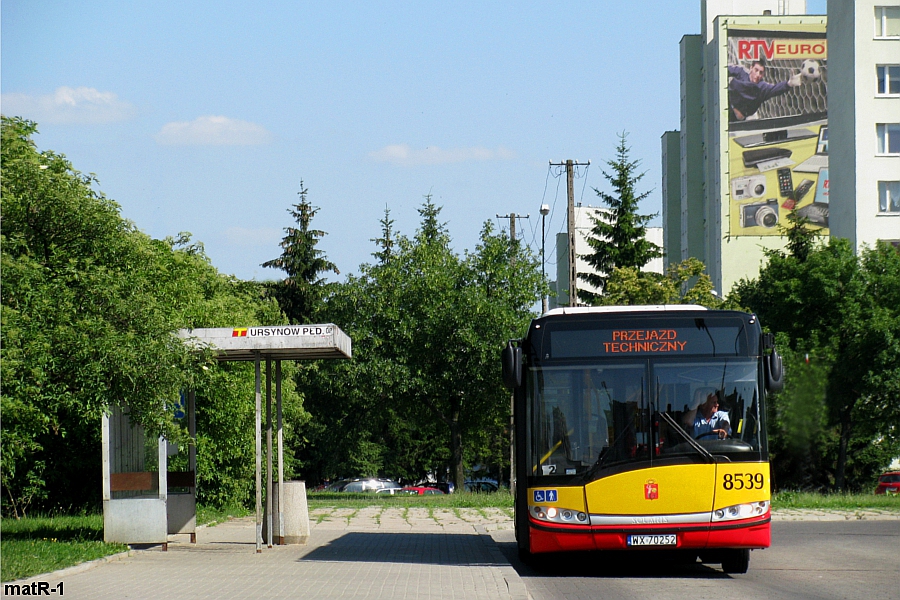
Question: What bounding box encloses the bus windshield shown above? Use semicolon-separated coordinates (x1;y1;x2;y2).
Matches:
528;358;764;481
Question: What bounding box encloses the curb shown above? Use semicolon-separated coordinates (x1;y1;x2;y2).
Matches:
2;522;221;585
475;524;529;600
5;549;134;584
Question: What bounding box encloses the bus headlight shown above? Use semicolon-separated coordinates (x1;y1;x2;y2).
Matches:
530;505;588;525
712;501;769;522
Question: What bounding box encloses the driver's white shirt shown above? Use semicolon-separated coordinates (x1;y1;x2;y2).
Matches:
693;410;731;438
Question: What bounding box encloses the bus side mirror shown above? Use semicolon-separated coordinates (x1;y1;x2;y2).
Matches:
765;348;784;393
501;342;522;390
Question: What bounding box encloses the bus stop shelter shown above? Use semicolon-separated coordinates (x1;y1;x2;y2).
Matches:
101;324;351;552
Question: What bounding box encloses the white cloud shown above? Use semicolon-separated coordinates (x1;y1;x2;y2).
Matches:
154;116;273;146
0;86;135;124
223;226;283;248
368;144;515;166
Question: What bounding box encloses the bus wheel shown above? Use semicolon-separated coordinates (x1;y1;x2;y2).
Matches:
721;549;750;574
518;544;535;565
516;524;534;565
673;551;698;565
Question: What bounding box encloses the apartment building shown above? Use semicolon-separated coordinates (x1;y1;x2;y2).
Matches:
827;1;900;249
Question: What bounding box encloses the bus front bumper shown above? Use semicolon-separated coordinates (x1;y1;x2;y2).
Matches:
528;513;771;554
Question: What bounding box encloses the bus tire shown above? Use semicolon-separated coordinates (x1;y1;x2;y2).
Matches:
518;544;535;565
673;551;698;565
515;519;534;564
721;549;750;574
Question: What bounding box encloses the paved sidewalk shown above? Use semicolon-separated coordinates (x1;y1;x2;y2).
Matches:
7;507;897;599
7;509;525;600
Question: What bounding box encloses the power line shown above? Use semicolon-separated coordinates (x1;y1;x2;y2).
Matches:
546;168;567;267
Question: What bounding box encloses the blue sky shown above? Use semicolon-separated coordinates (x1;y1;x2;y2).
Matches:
2;1;826;281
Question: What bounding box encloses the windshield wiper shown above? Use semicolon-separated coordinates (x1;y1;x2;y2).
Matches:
658;410;716;463
582;448;610;482
582;413;639;482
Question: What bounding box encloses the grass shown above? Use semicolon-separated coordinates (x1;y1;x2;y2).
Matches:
1;505;251;582
306;490;514;510
0;514;127;582
772;490;900;511
196;503;253;526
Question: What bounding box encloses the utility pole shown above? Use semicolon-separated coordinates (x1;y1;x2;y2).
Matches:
496;213;530;256
540;204;549;314
549;159;590;307
496;211;529;495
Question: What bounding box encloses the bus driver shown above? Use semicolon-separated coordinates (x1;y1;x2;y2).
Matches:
684;388;731;440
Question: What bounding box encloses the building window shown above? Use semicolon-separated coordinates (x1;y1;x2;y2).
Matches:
877;65;900;95
875;6;900;38
879;181;900;213
876;124;900;154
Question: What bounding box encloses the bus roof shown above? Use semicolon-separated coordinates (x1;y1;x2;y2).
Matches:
542;305;709;317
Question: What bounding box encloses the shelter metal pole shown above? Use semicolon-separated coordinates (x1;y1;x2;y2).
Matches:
158;429;168;551
276;360;284;545
101;412;111;504
188;390;197;543
255;352;262;553
266;358;273;548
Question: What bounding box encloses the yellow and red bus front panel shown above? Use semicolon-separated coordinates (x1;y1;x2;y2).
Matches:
526;462;770;554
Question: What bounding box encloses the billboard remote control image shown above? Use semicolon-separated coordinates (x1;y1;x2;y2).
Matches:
794;179;814;202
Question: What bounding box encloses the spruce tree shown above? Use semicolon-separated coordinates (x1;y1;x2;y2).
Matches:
578;133;663;302
262;181;339;324
370;206;396;264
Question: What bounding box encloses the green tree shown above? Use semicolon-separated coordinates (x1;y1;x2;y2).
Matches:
733;238;900;491
370;206;396;264
578;133;664;302
597;258;726;308
1;117;307;513
1;117;198;514
262;181;339;324
297;198;543;489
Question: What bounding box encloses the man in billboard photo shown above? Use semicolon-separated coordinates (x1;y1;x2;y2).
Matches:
728;60;803;121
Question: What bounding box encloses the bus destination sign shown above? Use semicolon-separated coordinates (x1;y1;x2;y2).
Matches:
604;329;687;354
546;322;746;358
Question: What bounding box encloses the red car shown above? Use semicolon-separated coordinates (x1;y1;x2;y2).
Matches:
400;486;444;496
875;471;900;495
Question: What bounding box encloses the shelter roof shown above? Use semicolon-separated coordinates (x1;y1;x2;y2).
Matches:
177;324;351;361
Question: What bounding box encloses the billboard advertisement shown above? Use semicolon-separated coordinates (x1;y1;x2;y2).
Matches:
725;24;828;237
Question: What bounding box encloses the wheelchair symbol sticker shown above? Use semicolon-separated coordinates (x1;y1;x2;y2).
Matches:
533;489;558;503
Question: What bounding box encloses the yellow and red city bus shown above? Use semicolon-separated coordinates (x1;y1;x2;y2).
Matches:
501;306;784;573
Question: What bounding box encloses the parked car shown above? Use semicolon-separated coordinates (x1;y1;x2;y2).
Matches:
327;478;402;493
433;482;455;494
465;479;499;493
399;486;444;496
324;479;353;492
875;471;900;495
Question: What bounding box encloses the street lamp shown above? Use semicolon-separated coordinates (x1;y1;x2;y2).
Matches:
540;204;550;313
